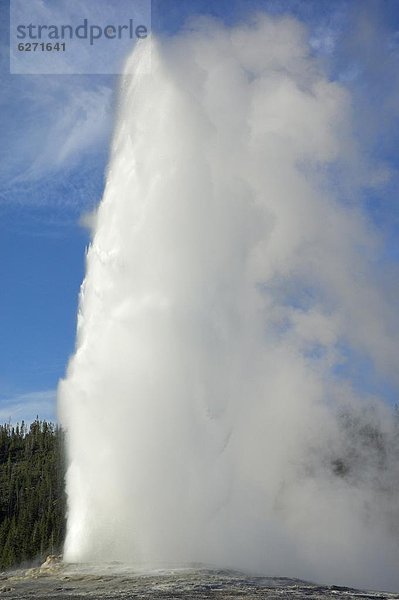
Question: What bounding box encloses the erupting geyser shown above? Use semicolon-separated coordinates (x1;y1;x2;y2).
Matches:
58;15;399;591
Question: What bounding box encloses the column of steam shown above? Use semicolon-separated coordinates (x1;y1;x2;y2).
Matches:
58;16;399;591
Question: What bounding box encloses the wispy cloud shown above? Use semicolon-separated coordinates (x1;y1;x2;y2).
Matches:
0;389;57;424
2;0;151;204
0;74;115;226
0;2;118;215
0;77;114;185
19;84;114;182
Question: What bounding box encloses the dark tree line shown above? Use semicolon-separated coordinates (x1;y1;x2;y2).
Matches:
0;419;65;569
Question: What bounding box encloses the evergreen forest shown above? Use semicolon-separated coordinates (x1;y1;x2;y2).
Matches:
0;420;65;570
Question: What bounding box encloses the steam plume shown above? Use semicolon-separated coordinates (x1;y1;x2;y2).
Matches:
59;15;399;591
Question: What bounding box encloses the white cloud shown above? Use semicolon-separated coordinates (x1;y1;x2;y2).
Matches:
21;83;114;181
1;40;115;203
0;389;57;424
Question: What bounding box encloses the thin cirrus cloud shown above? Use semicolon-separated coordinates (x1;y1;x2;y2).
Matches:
0;78;114;186
2;0;150;197
1;0;121;211
0;389;56;424
21;84;114;181
0;75;115;220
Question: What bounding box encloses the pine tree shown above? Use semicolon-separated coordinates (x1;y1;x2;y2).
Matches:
0;420;66;569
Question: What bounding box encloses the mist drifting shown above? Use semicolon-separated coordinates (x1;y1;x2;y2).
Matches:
58;15;399;592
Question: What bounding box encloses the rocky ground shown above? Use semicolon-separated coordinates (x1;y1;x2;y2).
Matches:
0;559;398;599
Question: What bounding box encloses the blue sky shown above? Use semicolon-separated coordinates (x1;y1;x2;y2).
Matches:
1;0;399;422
